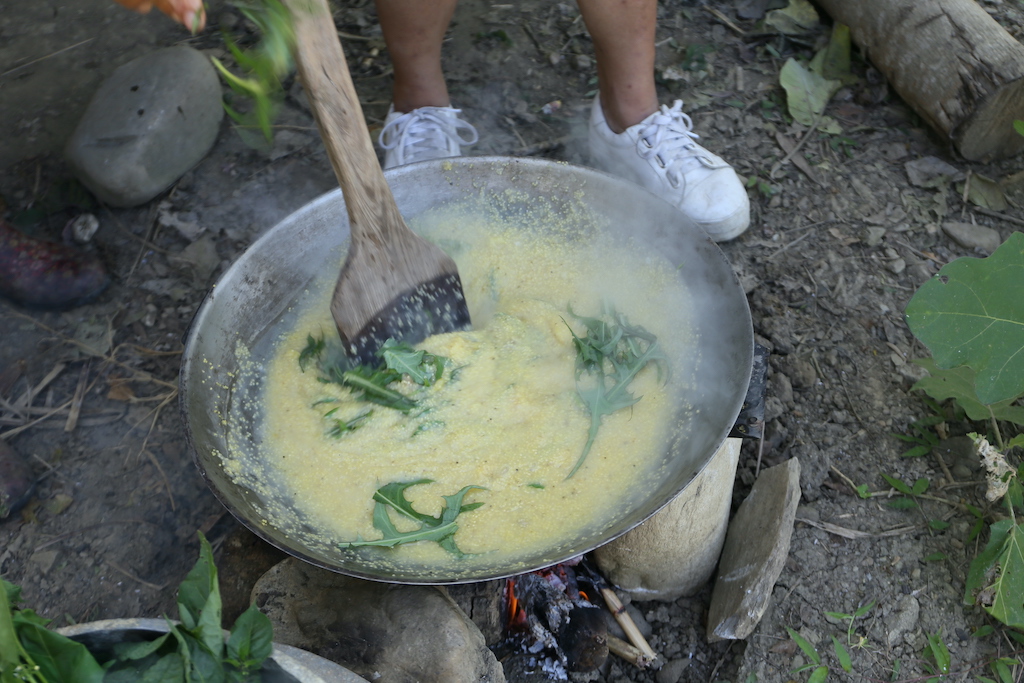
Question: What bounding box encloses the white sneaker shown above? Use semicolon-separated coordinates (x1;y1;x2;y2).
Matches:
588;97;750;242
378;105;479;169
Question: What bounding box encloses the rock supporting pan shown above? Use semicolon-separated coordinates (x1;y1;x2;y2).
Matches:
179;156;753;584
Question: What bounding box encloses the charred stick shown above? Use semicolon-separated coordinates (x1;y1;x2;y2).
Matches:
607;634;656;669
599;587;658;662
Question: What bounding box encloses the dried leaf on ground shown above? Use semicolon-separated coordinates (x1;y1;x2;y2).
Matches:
958;174;1008;211
765;0;819;35
72;319;113;358
779;58;841;130
905;156;964;189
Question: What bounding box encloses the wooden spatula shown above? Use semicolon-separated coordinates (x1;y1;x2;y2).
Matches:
283;0;470;366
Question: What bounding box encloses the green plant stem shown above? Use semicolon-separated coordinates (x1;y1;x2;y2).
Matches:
991;414;1005;451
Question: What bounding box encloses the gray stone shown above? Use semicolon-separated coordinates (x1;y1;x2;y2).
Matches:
942;221;1002;254
594;438;741;601
706;458;802;641
252;558;505;683
66;46;223;207
886;595;920;646
655;657;691;683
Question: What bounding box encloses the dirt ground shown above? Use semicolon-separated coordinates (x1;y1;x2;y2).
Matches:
3;0;1024;681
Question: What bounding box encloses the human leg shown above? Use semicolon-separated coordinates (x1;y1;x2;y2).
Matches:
376;0;457;112
374;0;478;167
578;0;750;241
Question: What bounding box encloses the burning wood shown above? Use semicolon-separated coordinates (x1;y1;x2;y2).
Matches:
494;560;659;680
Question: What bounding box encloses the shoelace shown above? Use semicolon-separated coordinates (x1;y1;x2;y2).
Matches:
635;101;725;189
379;107;479;164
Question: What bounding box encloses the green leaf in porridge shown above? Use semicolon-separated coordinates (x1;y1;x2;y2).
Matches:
566;305;669;479
340;479;485;557
379;339;445;386
299;335;448;416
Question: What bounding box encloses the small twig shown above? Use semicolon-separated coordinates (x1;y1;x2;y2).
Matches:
1;399;75;440
932;446;956;486
34;520;160;551
511;135;571;157
599;587;658;661
973;206;1024;228
702;6;746;36
607;635;656;669
770;103;827;181
64;361;90;433
767;230;811;261
14;363;66;412
0;38;95;78
337;30;373;42
104;560;167;591
143;449;176;512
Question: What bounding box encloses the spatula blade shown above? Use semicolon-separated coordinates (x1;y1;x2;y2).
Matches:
336;272;471;366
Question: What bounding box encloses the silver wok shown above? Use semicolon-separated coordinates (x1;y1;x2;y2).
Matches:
179;156;753;584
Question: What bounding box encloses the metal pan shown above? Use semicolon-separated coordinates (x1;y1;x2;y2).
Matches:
180;156;753;584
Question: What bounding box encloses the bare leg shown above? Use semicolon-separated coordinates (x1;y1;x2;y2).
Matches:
375;0;458;112
577;0;659;133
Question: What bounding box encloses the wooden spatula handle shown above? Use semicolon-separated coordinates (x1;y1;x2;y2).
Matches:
283;0;406;245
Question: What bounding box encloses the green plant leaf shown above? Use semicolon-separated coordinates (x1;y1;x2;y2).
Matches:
967;519;1024;627
887;498;918;510
566;306;667;479
905;232;1024;405
831;635;852;672
881;473;914;495
807;665;829;683
786;627;821;665
779;58;841;127
923;552;947;562
973;625;995;638
379;339;445;386
994;658;1014;683
911;358;1024;425
17;620;105;683
930;519;951;531
854;600;875;618
177;533;224;659
911;478;930;495
226;604;273;674
925;631;951;673
339;481;485;557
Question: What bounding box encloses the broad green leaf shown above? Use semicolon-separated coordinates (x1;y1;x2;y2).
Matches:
887;498;918;510
831;635;852;672
912;358;1024;425
972;625;995;638
930;519;951;531
786;627;821;665
994;658;1014;683
111;632;172;660
0;581;20;673
905;233;1024;405
177;533;224;658
900;444;932;458
967;519;1024;628
779;58;841;128
965;519;1012;605
18;620;105;683
226;604;273;673
911;478;930;495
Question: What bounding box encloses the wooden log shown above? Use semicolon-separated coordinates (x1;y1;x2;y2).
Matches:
815;0;1024;161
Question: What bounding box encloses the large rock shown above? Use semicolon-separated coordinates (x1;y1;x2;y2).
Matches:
65;46;223;207
251;558;505;683
593;438;741;601
706;458;801;641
